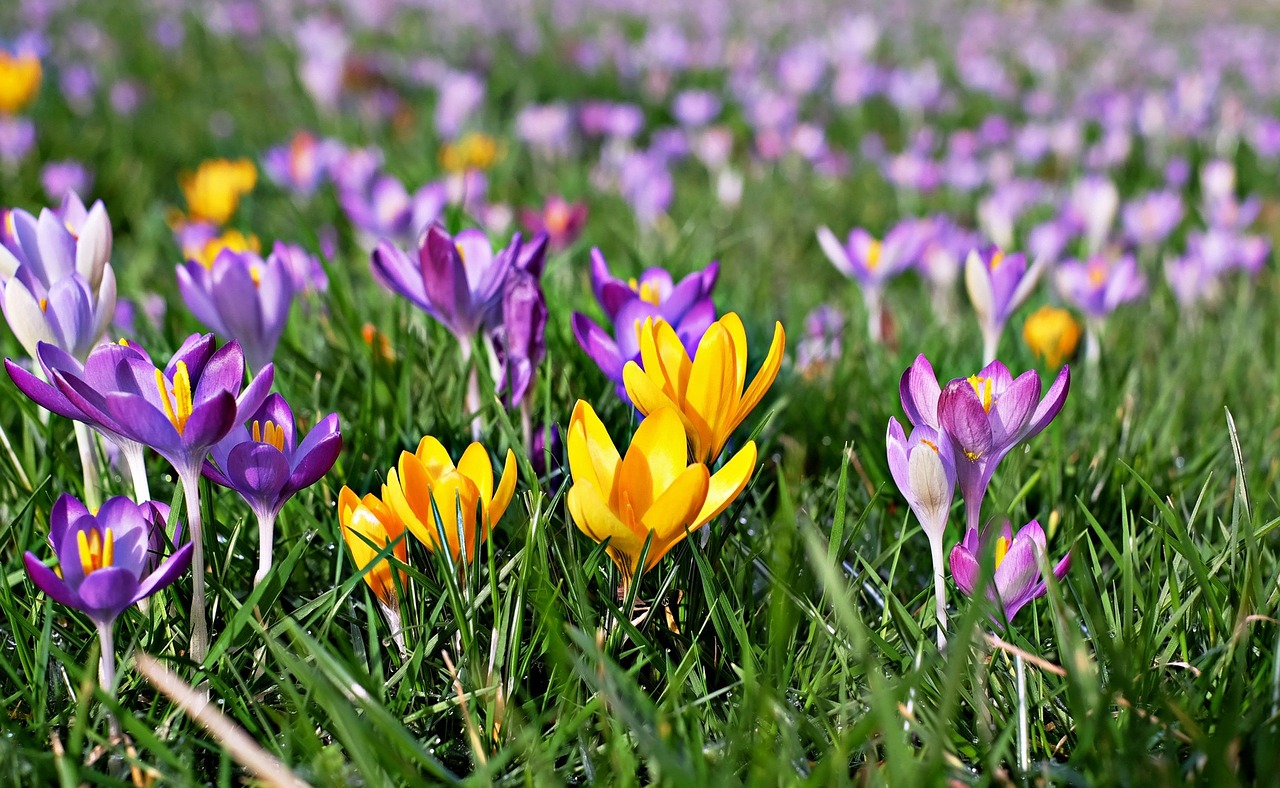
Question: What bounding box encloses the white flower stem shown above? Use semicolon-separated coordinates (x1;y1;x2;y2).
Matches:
254;510;276;589
121;442;150;502
460;338;482;441
930;536;948;649
73;422;102;512
520;400;532;453
179;468;210;665
1084;321;1102;371
981;327;1000;367
863;289;883;344
1016;652;1029;772
95;619;121;739
379;600;407;657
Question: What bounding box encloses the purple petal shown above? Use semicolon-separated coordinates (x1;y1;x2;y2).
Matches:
287;427;342;492
572;312;623;382
938;379;993;457
949;543;979;597
23;553;83;610
227;441;291;504
990;370;1041;449
76;566;140;621
899;354;941;429
130;542;194;605
6;359;82;420
1024;365;1070;440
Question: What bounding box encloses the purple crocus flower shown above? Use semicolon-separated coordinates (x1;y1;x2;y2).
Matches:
340;171;446;249
261;131;343;197
816;222;922;342
1055;255;1147;320
887;417;956;647
519;196;587;251
0;116;35;167
269;241;328;295
176;246;294;373
371;224;540;344
205;392;340;586
1121;190;1184;247
571;249;718;400
949;519;1070;624
964;246;1045;364
490;268;547;410
0;196;116;361
1066;175;1119;255
49;333;273;664
24;494;192;705
40;161;93;203
935;359;1070;532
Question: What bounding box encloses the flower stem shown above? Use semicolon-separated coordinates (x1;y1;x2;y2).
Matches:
179;468;210;665
379;600;407;657
95;619;121;739
1084;321;1102;371
121;441;150;502
981;328;999;367
1016;652;1029;772
254;510;276;589
73;421;102;512
460;338;482;441
930;536;948;649
863;289;883;344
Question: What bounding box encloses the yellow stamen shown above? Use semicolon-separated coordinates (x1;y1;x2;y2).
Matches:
994;536;1010;569
920;438;940;454
627;278;663;306
990;251;1005;270
39;298;47;312
250;264;262;286
156;361;194;435
76;527;115;575
455;244;467;264
253;420;286;451
967;375;994;413
866;239;883;270
119;338;130;346
1087;263;1107;287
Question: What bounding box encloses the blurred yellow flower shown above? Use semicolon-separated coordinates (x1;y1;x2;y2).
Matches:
338;486;408;608
566;400;756;578
193;229;260;269
1022;305;1081;368
439;132;503;172
623;313;785;463
384;436;517;564
180;158;257;225
0;52;41;115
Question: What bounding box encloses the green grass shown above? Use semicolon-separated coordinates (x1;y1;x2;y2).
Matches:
4;4;1280;786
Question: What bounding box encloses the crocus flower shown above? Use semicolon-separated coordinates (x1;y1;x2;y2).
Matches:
0;45;41;114
1121;190;1183;247
623;313;785;464
572;250;718;400
41;161;92;202
520;196;587;251
338;486;408;649
176;246;295;372
795;304;845;379
964;247;1045;365
179;158;257;225
887;417;955;647
340;171;443;249
0;116;34;166
950;519;1070;625
24;494;191;722
439;132;503;173
816;223;921;341
50;334;273;664
383;436;517;567
1055;255;1147;320
490;267;547;410
1022;306;1081;369
1066;175;1118;255
566;401;756;582
262;131;342;197
936;360;1070;532
205;393;341;586
0;196;116;361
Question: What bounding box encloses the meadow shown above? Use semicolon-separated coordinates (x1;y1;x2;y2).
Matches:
2;0;1280;784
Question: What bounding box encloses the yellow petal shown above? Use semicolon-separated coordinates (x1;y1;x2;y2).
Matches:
684;324;736;462
618;407;688;518
338;486;407;606
640;464;710;571
568;479;646;572
488;448;518;526
430;472;482;562
567;400;620;503
623;360;679;418
692;440;757;528
384;458;434;550
413;435;456;479
457;442;495;504
734;321;786;430
642;318;693;401
720;312;749;396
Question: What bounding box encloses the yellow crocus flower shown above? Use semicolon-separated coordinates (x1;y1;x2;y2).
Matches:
180;158;258;225
338;486;408;608
384;436;517;563
439;132;503;172
623;313;785;463
566;401;756;578
0;51;41;114
1022;305;1081;369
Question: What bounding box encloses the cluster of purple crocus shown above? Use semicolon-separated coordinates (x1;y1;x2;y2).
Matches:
571;250;718;403
887;354;1071;644
371;223;549;441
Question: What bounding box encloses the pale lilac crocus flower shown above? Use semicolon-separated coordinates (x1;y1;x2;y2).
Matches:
964;247;1045;365
816;222;922;342
1055;254;1146;365
950;519;1070;625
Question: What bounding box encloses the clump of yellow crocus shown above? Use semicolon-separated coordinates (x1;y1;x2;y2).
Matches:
180;158;258;224
1022;305;1081;369
384;436;517;564
0;50;41;114
566;401;756;579
623;312;784;463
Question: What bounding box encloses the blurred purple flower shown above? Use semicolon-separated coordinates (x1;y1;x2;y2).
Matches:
262;131;343;197
520;196;587;251
0;116;35;166
176;247;294;373
1121;191;1183;247
1056;255;1147;319
516;103;575;158
41;161;92;203
965;247;1044;364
